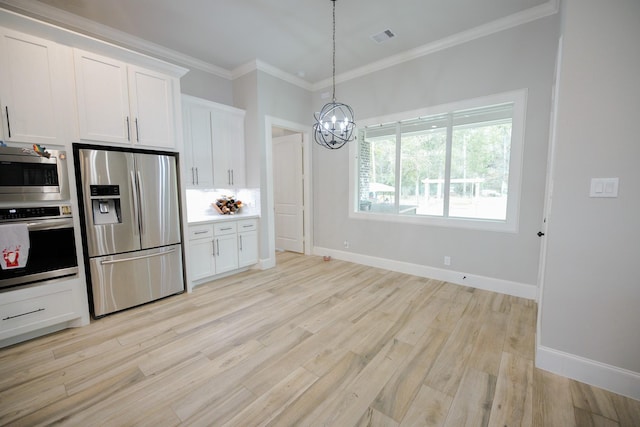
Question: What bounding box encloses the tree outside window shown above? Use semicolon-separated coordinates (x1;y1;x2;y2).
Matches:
357;102;515;223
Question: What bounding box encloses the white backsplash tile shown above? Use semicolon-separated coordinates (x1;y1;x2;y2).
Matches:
186;188;260;221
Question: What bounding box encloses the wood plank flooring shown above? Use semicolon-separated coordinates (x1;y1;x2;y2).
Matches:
1;252;638;426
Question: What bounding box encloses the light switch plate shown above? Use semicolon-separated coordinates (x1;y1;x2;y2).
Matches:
590;177;619;198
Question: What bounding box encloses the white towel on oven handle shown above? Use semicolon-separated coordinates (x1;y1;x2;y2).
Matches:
0;223;30;270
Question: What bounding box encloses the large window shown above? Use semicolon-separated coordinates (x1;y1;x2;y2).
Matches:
352;91;526;232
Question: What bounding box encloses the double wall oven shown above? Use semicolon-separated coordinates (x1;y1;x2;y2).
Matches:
0;146;78;290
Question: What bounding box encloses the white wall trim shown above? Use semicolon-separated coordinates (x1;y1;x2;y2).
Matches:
232;60;313;91
313;246;537;300
258;257;276;270
536;345;640;401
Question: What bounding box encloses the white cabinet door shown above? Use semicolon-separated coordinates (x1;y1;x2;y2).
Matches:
211;108;245;187
0;29;63;144
227;111;246;187
238;230;258;267
128;66;174;148
74;49;176;148
74;49;130;144
189;239;215;281
182;100;213;187
215;234;238;274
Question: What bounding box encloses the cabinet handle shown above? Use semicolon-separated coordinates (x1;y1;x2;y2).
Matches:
135;118;140;142
193;230;208;235
3;307;45;321
126;116;130;141
5;106;11;138
216;239;220;256
220;227;232;231
231;169;234;185
195;167;199;185
191;167;195;185
227;169;231;185
239;235;243;251
242;225;253;228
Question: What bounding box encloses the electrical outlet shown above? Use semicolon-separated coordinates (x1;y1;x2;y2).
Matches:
343;240;350;249
444;256;451;266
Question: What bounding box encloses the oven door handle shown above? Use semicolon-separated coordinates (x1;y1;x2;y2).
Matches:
26;218;74;231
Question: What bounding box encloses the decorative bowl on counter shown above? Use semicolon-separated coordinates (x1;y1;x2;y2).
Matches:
212;196;243;215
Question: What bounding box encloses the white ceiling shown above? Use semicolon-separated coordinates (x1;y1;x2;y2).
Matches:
4;0;554;85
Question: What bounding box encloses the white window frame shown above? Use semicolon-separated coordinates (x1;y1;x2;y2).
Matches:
348;89;527;233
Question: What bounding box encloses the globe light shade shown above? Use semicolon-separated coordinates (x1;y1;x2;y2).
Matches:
313;100;356;149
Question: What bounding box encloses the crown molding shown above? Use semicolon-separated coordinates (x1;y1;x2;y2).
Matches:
312;0;560;91
232;60;313;91
0;0;231;79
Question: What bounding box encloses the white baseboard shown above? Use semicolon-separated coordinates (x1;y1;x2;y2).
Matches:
312;246;537;300
536;345;640;400
258;256;276;270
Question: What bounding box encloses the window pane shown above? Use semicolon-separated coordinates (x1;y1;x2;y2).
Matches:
358;125;396;213
399;115;447;216
449;104;513;220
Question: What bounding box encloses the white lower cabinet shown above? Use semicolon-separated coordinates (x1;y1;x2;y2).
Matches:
238;220;258;267
0;278;87;344
213;223;238;274
188;218;258;286
188;225;215;281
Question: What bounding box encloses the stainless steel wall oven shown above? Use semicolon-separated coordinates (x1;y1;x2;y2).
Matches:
0;206;78;290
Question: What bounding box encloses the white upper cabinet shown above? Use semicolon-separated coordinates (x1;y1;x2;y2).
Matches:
128;66;174;148
211;107;246;188
0;28;69;145
182;98;214;187
74;50;129;144
182;95;246;188
74;49;176;148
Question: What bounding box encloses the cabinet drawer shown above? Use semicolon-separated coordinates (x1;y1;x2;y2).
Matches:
189;225;213;240
214;222;237;236
237;219;257;232
0;289;75;334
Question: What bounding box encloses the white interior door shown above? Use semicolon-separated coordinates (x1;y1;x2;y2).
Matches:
273;133;304;253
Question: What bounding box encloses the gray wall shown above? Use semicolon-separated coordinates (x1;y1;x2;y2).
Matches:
312;15;560;287
181;68;233;104
540;0;640;374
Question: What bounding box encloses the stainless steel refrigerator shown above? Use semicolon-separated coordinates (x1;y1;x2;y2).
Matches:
75;145;184;317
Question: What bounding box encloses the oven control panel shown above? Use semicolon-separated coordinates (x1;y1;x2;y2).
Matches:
0;205;71;221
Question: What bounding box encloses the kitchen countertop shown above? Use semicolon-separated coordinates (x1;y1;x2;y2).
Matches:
187;210;260;225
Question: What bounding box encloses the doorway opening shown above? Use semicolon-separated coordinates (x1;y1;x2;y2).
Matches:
266;117;312;264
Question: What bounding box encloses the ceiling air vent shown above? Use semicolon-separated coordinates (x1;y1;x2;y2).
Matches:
371;29;396;44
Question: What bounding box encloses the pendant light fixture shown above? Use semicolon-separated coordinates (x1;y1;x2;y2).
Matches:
313;0;356;150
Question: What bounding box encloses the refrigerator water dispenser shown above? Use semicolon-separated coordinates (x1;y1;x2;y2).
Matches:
92;199;120;225
90;185;121;225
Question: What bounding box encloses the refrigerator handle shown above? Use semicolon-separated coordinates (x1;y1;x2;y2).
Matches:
136;170;144;235
130;171;141;236
100;248;177;265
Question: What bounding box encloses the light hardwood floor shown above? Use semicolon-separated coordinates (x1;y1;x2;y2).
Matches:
1;252;638;426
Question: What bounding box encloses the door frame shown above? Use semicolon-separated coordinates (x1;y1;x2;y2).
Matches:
536;35;563;353
265;116;312;258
